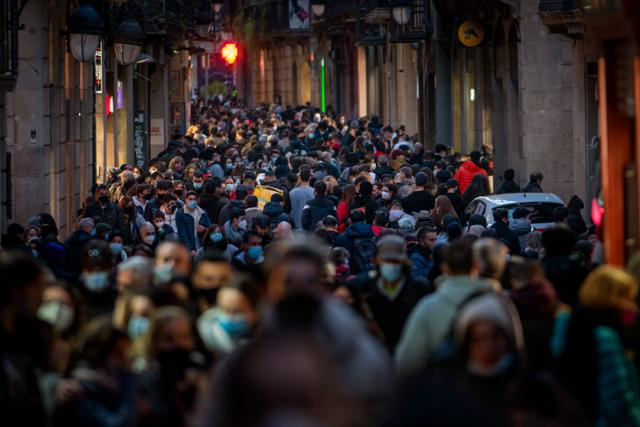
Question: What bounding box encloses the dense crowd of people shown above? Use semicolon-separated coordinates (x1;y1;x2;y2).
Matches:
2;95;640;427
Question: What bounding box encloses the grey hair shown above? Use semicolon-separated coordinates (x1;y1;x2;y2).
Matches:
473;238;509;281
117;255;153;277
78;218;94;230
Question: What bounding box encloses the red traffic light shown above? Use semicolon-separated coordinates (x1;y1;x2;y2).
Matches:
221;41;238;65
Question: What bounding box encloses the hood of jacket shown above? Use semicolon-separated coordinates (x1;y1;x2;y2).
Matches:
509;218;532;235
345;222;374;239
460;160;485;175
263;201;285;218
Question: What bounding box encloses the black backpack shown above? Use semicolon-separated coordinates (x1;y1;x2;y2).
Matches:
351;237;377;274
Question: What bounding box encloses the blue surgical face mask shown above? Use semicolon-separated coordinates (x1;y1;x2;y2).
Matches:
104;233;110;241
81;271;110;292
247;245;263;260
379;263;403;283
154;264;173;285
218;313;249;339
90;228;97;237
110;242;123;254
210;231;224;242
128;315;150;339
193;182;203;190
187;200;198;210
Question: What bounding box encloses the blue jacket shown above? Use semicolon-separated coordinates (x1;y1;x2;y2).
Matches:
175;207;211;251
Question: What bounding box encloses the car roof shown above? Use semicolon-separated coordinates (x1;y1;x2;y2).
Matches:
474;193;565;207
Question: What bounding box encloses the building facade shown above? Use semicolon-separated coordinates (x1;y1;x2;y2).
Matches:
0;0;201;237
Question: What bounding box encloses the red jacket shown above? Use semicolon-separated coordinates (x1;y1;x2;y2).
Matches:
455;161;488;194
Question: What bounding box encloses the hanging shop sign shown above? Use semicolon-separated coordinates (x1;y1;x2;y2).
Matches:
458;20;484;47
95;42;103;94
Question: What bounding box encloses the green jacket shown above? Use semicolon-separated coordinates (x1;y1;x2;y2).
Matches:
394;276;493;376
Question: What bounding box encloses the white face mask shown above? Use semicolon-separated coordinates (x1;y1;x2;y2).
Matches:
389;210;404;222
381;191;391;200
154;221;165;229
238;219;248;230
143;234;156;245
37;300;74;333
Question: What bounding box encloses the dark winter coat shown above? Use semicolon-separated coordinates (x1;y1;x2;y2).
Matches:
301;195;337;231
490;221;521;255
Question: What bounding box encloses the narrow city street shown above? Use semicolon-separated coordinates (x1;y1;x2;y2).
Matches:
1;1;640;426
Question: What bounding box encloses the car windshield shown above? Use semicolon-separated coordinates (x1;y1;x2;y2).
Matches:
492;202;564;224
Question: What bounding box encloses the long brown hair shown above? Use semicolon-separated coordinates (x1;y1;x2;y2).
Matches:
341;184;357;206
434;195;459;227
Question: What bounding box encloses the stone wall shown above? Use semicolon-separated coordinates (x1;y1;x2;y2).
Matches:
6;1;93;237
517;0;586;203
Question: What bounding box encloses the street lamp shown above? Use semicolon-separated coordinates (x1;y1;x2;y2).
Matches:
212;1;223;14
391;0;412;26
68;3;103;62
114;18;145;66
311;0;326;17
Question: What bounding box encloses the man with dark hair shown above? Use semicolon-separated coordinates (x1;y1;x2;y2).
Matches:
454;150;488;194
232;231;265;273
133;183;154;220
0;252;47;425
191;250;234;314
510;206;532;251
541;224;588;306
147;179;174;218
301;181;337;231
395;237;493;375
356;235;431;351
289;166;315;229
409;226;438;283
524;171;544;193
490;208;521;255
199;177;225;225
334;209;376;274
176;190;212;256
263;193;293;227
243;195;262;224
83;184;124;230
496;168;521;194
401;172;435;216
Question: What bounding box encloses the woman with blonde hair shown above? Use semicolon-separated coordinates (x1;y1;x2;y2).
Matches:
555;266;640;426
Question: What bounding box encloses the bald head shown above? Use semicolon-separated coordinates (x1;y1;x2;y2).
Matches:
274;221;292;238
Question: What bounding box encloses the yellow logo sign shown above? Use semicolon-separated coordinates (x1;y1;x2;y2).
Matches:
458;21;484;47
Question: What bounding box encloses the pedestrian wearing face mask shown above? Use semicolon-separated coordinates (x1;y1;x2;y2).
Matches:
64;218;96;280
138;307;206;427
197;274;260;356
176;191;212;257
76;240;117;320
132;184;155;221
83;184;124;231
355;235;432;352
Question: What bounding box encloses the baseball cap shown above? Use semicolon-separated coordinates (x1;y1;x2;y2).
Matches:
376;234;409;263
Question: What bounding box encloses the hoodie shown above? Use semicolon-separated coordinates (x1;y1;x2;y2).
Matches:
263;202;291;226
301;195;337;231
334;222;375;255
509;218;532;254
454;161;488;194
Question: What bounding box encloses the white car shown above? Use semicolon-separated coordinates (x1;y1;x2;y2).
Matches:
463;193;565;231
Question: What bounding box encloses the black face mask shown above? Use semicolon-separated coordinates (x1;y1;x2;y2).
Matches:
156;194;166;204
99;195;109;204
174;189;183;197
156;348;192;383
143;193;154;201
196;287;219;305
